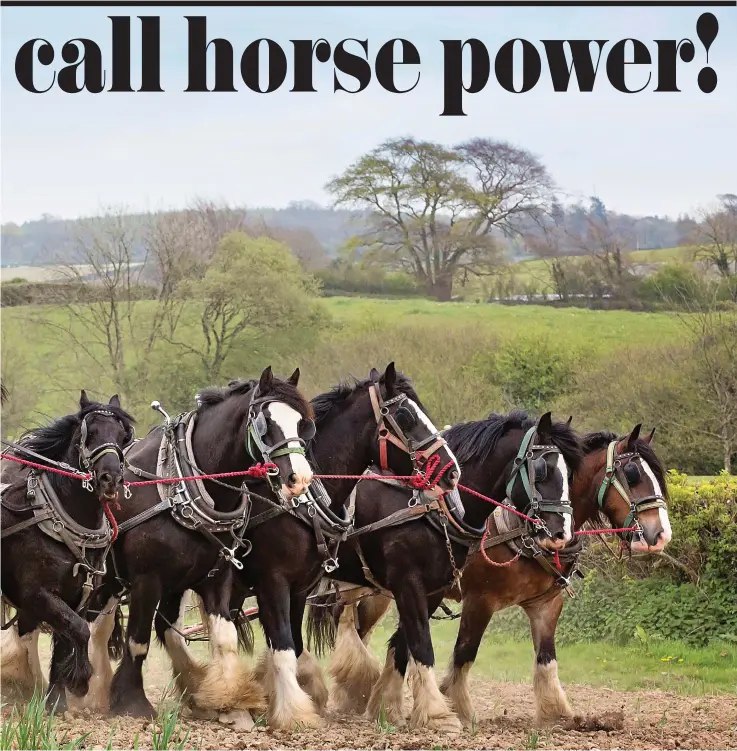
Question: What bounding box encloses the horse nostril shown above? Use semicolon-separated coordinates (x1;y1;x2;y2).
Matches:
288;473;298;487
99;472;113;485
554;531;567;541
448;469;459;481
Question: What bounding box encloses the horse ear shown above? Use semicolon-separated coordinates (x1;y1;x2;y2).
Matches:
287;368;300;387
259;366;273;394
369;368;381;383
109;394;121;408
80;390;90;409
645;427;656;444
566;415;573;426
537;411;553;438
383;362;397;394
627;423;642;452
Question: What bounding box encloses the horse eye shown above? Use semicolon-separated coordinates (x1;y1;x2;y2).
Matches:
299;418;316;441
624;462;641;485
394;407;417;431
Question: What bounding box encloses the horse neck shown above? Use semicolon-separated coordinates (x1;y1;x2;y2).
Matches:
310;397;378;511
190;397;250;510
571;450;605;528
455;447;516;530
48;444;103;529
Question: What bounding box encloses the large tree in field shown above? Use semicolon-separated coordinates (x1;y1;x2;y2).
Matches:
325;137;554;301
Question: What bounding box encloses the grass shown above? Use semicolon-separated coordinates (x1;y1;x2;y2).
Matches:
364;613;737;697
1;296;688;433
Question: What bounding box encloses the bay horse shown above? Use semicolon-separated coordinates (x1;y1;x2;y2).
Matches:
306;409;582;733
152;362;462;730
1;391;135;710
332;423;671;728
80;366;316;726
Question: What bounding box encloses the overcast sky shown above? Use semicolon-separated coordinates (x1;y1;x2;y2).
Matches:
2;5;736;223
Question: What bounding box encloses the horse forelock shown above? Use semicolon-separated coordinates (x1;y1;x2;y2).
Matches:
18;401;135;461
197;377;313;419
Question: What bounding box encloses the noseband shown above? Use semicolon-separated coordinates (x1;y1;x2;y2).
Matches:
597;440;668;543
78;410;134;493
505;425;573;537
367;384;451;485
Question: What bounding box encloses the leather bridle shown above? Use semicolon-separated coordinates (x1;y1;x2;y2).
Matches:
597;440;668;544
78;409;135;495
367;383;452;484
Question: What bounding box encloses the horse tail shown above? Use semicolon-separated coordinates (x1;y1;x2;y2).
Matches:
305;590;340;658
232;607;255;655
107;603;125;661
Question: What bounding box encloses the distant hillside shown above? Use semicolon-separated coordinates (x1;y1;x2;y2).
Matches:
1;203;370;268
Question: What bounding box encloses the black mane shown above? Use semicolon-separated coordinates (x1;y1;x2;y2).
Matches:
583;430;669;499
19;402;135;462
445;410;583;471
311;371;425;427
197;377;313;418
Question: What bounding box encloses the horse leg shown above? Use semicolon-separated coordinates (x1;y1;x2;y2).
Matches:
291;592;329;716
67;596;120;712
330;600;382;715
18;590;92;712
255;577;321;729
186;581;263;730
439;593;495;727
365;626;408;726
356;594;392;645
109;575;161;717
397;589;461;734
0;621;46;702
523;594;573;726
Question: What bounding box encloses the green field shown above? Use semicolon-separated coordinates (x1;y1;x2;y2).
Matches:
1;297;686;426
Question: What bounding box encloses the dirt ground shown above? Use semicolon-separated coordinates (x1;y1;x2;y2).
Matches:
3;639;735;750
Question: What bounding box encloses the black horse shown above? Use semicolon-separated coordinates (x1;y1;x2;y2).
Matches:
307;410;582;733
81;366;315;727
158;362;461;730
1;391;135;710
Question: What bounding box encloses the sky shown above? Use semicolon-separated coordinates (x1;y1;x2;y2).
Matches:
1;4;736;223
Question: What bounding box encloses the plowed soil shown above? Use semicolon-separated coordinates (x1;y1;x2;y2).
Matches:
5;666;735;749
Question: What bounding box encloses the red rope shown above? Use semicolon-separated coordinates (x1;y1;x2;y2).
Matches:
0;453;91;480
125;463;278;487
100;498;121;542
457;483;542;525
576;526;638;535
480;516;522;568
554;550;562;570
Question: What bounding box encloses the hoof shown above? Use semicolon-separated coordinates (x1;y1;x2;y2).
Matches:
110;698;156;719
411;711;463;735
535;709;574;728
46;690;68;715
219;709;255;731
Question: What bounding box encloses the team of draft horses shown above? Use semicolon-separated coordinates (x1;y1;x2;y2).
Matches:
0;363;671;734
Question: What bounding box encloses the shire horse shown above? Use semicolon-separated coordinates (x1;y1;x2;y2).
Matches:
331;422;671;728
1;391;135;710
306;409;582;733
154;362;461;729
81;366;315;726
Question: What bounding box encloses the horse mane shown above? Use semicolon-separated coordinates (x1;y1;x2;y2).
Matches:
311;371;425;427
18;402;136;463
583;430;669;499
445;410;583;471
197;377;313;418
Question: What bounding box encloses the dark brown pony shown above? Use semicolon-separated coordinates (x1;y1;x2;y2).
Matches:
332;424;671;728
1;392;135;710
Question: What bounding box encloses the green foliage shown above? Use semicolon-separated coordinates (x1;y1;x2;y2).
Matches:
1;691;89;750
472;336;584;411
638;264;705;305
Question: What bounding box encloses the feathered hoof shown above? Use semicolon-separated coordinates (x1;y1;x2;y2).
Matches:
410;708;463;735
219;708;256;731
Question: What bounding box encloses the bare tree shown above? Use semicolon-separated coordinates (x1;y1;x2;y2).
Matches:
693;194;737;299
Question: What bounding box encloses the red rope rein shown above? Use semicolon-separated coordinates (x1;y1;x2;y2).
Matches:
1;453;638;542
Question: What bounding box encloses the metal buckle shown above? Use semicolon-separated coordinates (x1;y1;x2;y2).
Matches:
123;483;132;500
82;478;93;493
408;492;420;508
323;557;339;573
221;547;244;570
